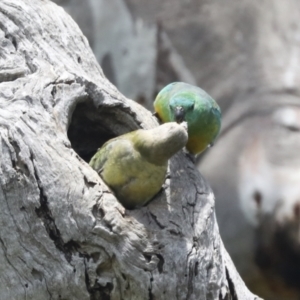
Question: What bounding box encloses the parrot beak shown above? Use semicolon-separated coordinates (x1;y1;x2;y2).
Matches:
174;106;185;123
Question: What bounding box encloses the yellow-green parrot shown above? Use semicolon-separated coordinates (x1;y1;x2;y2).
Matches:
89;122;188;209
154;82;221;155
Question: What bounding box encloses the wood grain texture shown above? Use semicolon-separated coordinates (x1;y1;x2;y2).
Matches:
0;1;259;299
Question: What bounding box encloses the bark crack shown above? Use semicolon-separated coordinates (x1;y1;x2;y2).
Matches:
44;275;53;300
8;136;30;176
31;152;80;263
148;272;154;300
0;67;27;83
84;255;114;300
225;267;238;300
149;212;166;229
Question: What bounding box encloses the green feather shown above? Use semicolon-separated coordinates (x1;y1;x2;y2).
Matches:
89;122;188;209
154;82;221;155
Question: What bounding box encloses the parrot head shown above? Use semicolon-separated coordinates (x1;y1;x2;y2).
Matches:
169;96;195;123
154;82;221;155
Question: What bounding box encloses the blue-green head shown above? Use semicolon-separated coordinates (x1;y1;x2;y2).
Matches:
169;95;195;123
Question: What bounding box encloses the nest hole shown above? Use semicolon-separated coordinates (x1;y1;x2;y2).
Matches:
67;98;139;162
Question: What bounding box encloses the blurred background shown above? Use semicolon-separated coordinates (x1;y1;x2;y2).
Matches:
54;0;300;299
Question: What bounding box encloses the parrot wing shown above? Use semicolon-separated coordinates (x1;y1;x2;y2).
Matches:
89;138;120;175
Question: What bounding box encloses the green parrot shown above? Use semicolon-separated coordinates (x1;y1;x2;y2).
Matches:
153;82;221;155
89;122;188;209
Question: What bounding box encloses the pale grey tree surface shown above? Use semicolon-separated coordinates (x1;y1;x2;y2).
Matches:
45;1;300;299
0;0;260;299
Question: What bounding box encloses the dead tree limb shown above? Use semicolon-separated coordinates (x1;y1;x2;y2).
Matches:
0;1;260;299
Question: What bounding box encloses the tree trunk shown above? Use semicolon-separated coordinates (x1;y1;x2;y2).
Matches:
0;1;259;299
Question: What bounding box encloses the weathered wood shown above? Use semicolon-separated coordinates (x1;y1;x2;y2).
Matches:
0;1;259;299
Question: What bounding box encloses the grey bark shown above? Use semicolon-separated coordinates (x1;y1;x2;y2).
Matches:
0;1;259;299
